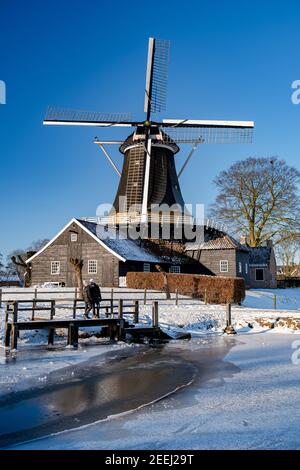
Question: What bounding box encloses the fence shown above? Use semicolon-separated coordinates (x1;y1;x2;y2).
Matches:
0;287;188;309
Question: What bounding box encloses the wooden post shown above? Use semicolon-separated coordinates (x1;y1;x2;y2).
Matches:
274;294;277;310
117;318;125;341
224;303;236;335
204;289;207;305
73;325;79;347
73;299;77;319
13;301;18;324
67;323;74;346
5;302;12;324
134;300;139;324
0;288;2;309
118;299;123;319
32;287;38;320
12;301;19;350
111;288;114;315
175;289;179;306
226;303;232;326
152;301;159;328
48;328;55;345
144;288;147;305
50;300;55;320
4;323;12;348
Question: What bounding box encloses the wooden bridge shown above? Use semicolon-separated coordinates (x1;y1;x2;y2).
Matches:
3;297;162;350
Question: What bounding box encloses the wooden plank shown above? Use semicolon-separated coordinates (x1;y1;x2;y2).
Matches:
12;318;122;329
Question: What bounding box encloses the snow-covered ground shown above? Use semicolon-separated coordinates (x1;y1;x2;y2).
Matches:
1;287;300;449
9;332;300;450
1;288;300;349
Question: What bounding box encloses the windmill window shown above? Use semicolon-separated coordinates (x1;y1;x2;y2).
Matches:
255;268;264;281
70;233;78;242
143;263;151;272
169;266;181;273
220;260;229;273
51;261;60;275
88;260;98;274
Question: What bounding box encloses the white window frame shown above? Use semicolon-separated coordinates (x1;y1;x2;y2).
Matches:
169;265;181;273
88;260;98;275
220;260;229;273
143;263;151;272
70;233;78;242
238;261;242;273
51;261;60;275
255;268;264;281
245;263;248;274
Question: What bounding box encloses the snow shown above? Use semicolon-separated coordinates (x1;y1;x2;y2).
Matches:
2;287;300;449
2;288;300;351
9;333;300;450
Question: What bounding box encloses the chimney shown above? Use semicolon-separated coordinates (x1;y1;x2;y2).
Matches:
240;235;248;246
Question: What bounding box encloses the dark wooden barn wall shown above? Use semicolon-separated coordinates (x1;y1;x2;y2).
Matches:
31;222;119;287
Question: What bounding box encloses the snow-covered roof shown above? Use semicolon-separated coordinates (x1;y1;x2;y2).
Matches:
0;275;20;283
185;235;249;252
77;219;166;263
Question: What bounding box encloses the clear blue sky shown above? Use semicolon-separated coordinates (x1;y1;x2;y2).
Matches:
1;0;300;260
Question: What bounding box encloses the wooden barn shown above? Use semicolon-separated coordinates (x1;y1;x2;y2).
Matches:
26;218;206;287
185;235;251;287
248;242;277;288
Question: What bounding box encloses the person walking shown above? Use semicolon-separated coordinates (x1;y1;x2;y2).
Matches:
83;279;102;319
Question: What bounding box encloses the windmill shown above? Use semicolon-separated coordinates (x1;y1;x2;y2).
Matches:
44;38;254;226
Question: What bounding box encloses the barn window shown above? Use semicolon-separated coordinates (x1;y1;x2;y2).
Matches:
220;260;229;273
238;261;242;273
88;260;98;274
70;233;78;242
143;263;151;272
51;261;60;275
255;268;264;281
169;266;181;273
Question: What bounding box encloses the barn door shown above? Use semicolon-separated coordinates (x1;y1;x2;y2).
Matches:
101;260;115;287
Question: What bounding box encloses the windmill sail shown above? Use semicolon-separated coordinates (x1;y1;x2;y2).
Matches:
44;107;135;127
161;119;254;144
144;38;170;118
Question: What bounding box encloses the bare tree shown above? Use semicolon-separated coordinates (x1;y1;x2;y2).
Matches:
11;254;32;287
276;239;300;277
155;265;171;299
6;239;49;279
69;258;84;298
210;157;300;247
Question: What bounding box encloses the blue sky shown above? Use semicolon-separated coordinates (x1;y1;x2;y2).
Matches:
1;0;300;260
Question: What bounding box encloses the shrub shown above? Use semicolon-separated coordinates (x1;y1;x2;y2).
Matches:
126;272;245;304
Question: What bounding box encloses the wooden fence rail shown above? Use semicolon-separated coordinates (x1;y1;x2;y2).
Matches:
3;300;161;350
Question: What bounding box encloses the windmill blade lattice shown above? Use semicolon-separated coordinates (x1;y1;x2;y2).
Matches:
45;107;134;125
161;126;253;144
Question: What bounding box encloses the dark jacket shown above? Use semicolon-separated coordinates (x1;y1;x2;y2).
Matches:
84;282;102;303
